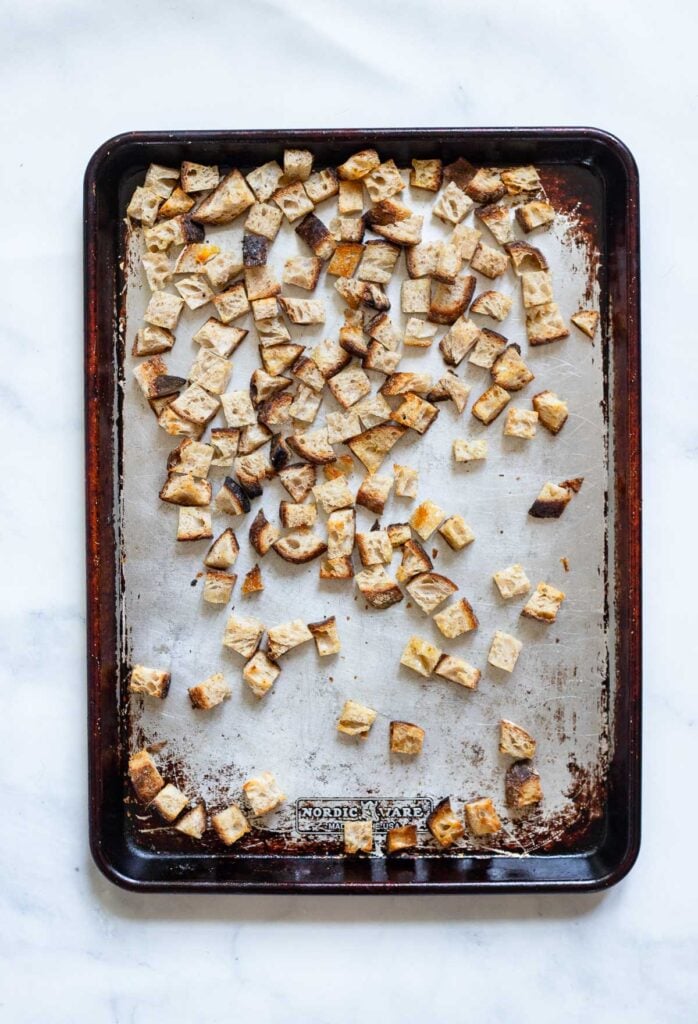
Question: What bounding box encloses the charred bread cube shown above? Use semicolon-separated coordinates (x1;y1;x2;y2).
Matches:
203;570;236;605
278;463;317;502
257;392;293;429
476;203;514;245
152;784;189;823
493;564;530;600
319;556;354;580
521;582;565;622
404;317;438;348
244;202;285;242
214;477;251;517
411;158;443;191
532;391;568;434
133;357;184;401
338;179;364;214
248;510;280;556
327;365;372;409
354;474;390;515
439;317;480;366
296;213;336;260
516;200;555;232
430;275;476;325
435;654;480;689
505;762;543;809
465;797;501;836
400;635;441;677
453;438;488;463
444;158;479;189
353;393;393;429
157;187;195;219
243;650;280;698
273;530;328;564
242;233;269;268
433;181;474;224
194;319;247;358
246;160;284;202
188;672;231;709
144;290;184;330
325;410;361;445
355;565;403;609
273;181;314;222
392;393;439;435
133;324;175;357
180;161;219;192
465;167;506;205
212;282;250;323
304;167;339;204
242;564;264;595
401;278;431;314
571;309;600;339
468;328;507;369
427;798;465;848
243;772;286;816
308;616;341;656
357;240;400;284
406;572;458;614
347;424;407;474
364;160;405;202
311;338;352;379
500;719;537;759
282;255;323;291
159;472;211;507
205;528;239;569
386;824;418;854
127;186;162;225
396;539;433;583
433;598;478;638
192;169;255;225
210;427;240;466
470;242;509;280
337;700;377;738
175;803;207;839
235;452;273;496
471;290;512;322
451;223;482;261
390;721;425;755
312;476;354;514
141;252;172;291
410;500;445;540
471;384;510;424
356;530;392;567
488;631;522;673
387;522;411;547
344;820;373;854
128;749;164;803
393;464;418;499
438;515;475;550
491;345;534;391
212;804;250;846
283;148;313;181
129;665;171;699
327;508;355;559
504;408;538;439
529;478;582;518
337;149;380;180
177;507;212;542
222;615;264;658
279;501;317;530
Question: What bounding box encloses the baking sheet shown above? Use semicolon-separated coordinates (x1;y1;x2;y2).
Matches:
120;164;609;855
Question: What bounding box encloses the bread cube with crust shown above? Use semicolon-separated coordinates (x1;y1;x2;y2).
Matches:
308;616;341;656
355;565;403;609
338;179;364;214
267;619;313;660
357;240;400;284
159;472;212;507
521;269;554;309
127;186;162;225
391;464;417;500
453;438;488;463
501;165;541;195
283;148;313;182
504;408;538;439
435;654;480;689
470;242;509;279
439;316;480;366
387;522;411;547
471;384;510;424
152;784;189;823
427;798;465;848
356;473;393;514
401;278;431;315
491;345;534;391
386;824;418;854
571;309;600;339
222;615;264;658
192;170;255;225
476;203;514;244
177;507;212;542
157;187;195;219
528;479;582;518
188;672;231;709
133;324;175;357
204;248;245;289
194;319;247;358
304;167;339;204
410;500;445;540
433;598;478;638
390;721;425;755
246;160;284;202
411;158;442;191
203;570;236;605
347;424;407;474
465;167;506;205
430;275;476;326
337;700;377;737
129;665;171;699
364;160;405;202
174;803;206;839
488;631;522;673
245;202;283;241
327;508;355;559
500;719;537;759
532;390;568;434
243;772;286;816
241;564;264;596
396;539;432;583
465;797;502;836
296;213;337;260
356;530;393;567
128;749;165;803
452;223;482;261
212;282;250;323
516;200;555;232
180;161;219;192
392;393;439;435
144;290;184;330
433;181;474;224
406;572;458;614
273;181;314;222
282;255;322;291
243;651;280;698
205;528;239;569
526;301;570;345
312;475;354;514
438;515;475;550
141;251;173;291
400;636;441;677
344;820;373;854
505;762;543;808
212;804;250;846
493;564;531;600
337;149;380;180
468;327;507;369
521;582;566;622
471;290;512;321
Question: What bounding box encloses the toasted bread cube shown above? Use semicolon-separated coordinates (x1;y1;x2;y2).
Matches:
528;481;574;519
526;302;569;345
188;672;231;709
366;311;399;351
337;699;377;737
283;148;313;182
304;167;339;204
157;405;204;439
327;508;355;559
488;631;522;673
439;316;480;366
204;529;239;570
214;477;250;517
192;169;255;225
273;181;314;222
401;317;436;349
273;530;328;565
177;507;213;542
188;348;232;395
278;463;317;503
532;391;568;434
355;565;403;609
222;615;264;658
438;515;475;551
520;270;553;310
433;598;478;639
141;251;173;291
522;582;566;622
277;501;315;532
344;820;373;854
465;167;506;204
500;165;541;195
392;393;439;435
453;438;488;463
400;279;430;317
390;721;425;755
504;408;538;439
212;281;249;324
396;539;432;583
430;275;476;326
251;297;278;323
288;426;336;466
435;654;480;689
433;181;474;224
406;572;458;614
471;384;510;424
362;341;401;374
356;474;392;515
173;242;221;275
471;290;512;322
356;530;393;567
133;324;175;357
491;345;534;392
212;804;250;846
351;394;390;431
152;784;189;823
128;749;164;803
310;473;354;515
144;290;184;330
500;719;537;759
400;635;441;677
470;242;509;280
410;500;445;540
175;803;207;839
405;240;439;278
170;384;220;427
327;242;364;279
465;797;501;836
468;328;507;369
571;309;600;339
282;255;322;292
372;213;423;245
157;187;195;219
411;158;442;191
180;161;219;192
144;215;204;252
427;798;464;848
393;464;418;499
326;366;371;411
383;372;435;397
243;650;280;698
129;665;171;699
357;240;400;285
516;200;555;232
324;455;355;481
127;186;162;225
246;161;284;202
432;242;462;286
476;202;514;245
310;338;351;380
364;160;405;202
219;390;254;429
337;179;363;214
241;564;264;596
204;247;244;289
506;762;543;808
337;149;380;180
279;296;325;324
387;522;411;547
159;472;212;507
347;423;407;474
267;619;313;660
319;556;354;580
167;438;214;479
243;771;286;816
493;564;531;600
330;215;366;243
308;616;341;656
436;373;470;413
194;319;247;358
386;824;418;853
296;213;337;261
452;223;482;261
504;240;548;275
203;570;236;605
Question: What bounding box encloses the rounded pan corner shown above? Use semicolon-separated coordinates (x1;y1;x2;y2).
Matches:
89;825;152;893
586;826;642;893
577;126;640;188
84;131;144;194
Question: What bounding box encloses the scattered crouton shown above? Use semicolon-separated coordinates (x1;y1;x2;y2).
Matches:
427;798;465;848
393;464;418;499
476;203;514;244
202;570;236;605
493;564;531;600
400;635;441;677
176;507;213;542
243;651;280;698
435;654;481;689
243;772;286;816
532;391;568;434
344;820;373;854
411;158;443;191
516;200;555;232
395;539;433;583
504;408;538;439
470;242;509;279
488;631;522;673
471;384;510;425
468;328;507;369
386;824;418;854
222;615;264;658
355;565;403;609
406;572;458;614
242;564;264;595
430;275;476;325
500;719;537;759
188;673;231;709
212;804;250;846
465;798;501;836
337;699;377;737
410;500;445;540
453;438;488;463
433;598;478;638
337;149;380;180
471;290;512;321
392;392;439;434
521;582;566;622
571;309;600;339
526;301;570;345
390;721;425;755
528;478;582;519
175;804;207;839
505;762;543;809
356;473;393;514
129;665;171;700
273;531;328;564
308;616;341;656
128;749;165;803
282;255;322;291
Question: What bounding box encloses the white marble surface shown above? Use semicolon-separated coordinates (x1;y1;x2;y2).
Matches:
1;1;697;1021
